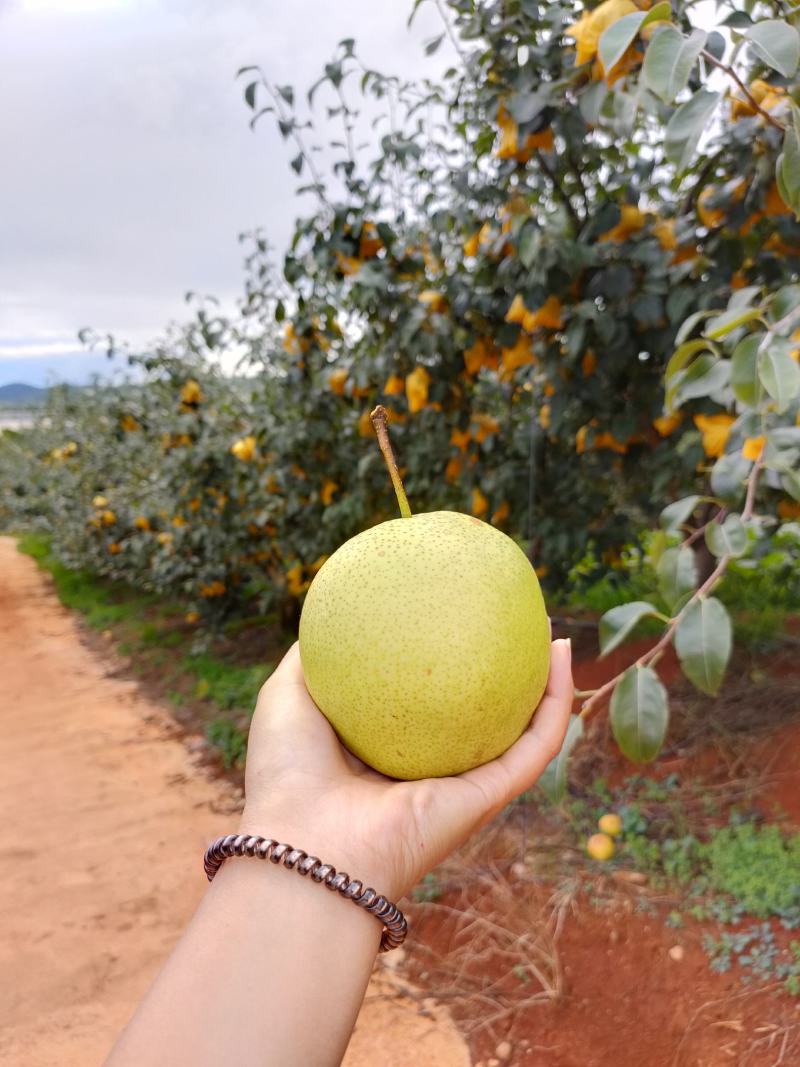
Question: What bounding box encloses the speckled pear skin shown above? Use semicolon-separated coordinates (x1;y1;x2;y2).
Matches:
298;510;550;780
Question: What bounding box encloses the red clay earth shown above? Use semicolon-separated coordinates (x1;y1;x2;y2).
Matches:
399;627;800;1066
408;873;800;1067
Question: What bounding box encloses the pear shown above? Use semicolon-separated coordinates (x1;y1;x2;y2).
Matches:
298;406;550;780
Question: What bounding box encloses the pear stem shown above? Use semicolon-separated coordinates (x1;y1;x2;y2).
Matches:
370;405;412;519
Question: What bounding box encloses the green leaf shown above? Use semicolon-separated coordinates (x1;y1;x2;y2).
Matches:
779;128;800;217
665;90;721;173
599;601;661;657
641;1;673;28
770;426;800;448
731;334;764;407
722;10;752;28
758;341;800;412
728;285;762;310
538;715;583;804
770;285;800;324
424;33;445;55
674;597;732;695
665;339;712;383
667;355;730;410
746;19;800;78
660;495;701;532
244;81;258;110
764;441;799;475
649;529;668;568
598;11;647;75
518;221;540;269
705;514;747;558
610;666;669;764
711;453;751;503
675;309;719;346
508;89;549;125
642;26;706;103
705;307;763;340
782;469;800;502
579;81;609;125
658;545;697;609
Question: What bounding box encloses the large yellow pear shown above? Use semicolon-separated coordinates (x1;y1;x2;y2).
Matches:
298;510;550;780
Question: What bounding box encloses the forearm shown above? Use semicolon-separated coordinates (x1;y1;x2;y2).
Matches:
106;853;383;1067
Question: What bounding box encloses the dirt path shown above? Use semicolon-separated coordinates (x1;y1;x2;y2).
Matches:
0;537;470;1067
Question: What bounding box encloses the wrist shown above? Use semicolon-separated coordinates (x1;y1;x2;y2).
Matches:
237;806;403;902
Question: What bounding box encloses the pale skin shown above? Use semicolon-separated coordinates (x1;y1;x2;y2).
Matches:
107;637;573;1067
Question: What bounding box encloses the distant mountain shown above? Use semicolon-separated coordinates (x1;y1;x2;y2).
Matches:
0;383;48;406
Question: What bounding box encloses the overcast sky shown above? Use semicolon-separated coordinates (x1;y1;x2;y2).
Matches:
0;0;448;386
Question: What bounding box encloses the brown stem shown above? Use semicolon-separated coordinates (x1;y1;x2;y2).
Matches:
370;405;413;518
534;150;581;233
580;456;763;720
701;50;786;133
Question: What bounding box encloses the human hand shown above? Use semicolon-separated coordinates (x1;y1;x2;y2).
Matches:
239;638;573;900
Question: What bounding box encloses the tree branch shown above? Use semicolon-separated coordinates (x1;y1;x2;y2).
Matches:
701;50;786;133
432;0;468;63
534;149;582;233
261;77;329;205
565;141;590;221
579;455;763;720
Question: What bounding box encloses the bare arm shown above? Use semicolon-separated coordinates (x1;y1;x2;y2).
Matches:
107;638;573;1067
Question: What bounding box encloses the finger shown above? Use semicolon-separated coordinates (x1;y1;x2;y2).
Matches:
264;642;303;689
258;642;376;775
460;638;573;805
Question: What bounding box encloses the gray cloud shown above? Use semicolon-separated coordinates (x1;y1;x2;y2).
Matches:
0;0;447;385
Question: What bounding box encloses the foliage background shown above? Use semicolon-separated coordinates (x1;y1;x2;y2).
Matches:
2;0;800;760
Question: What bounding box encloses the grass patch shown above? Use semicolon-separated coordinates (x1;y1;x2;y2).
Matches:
206;718;249;770
17;532;155;629
184;653;270;712
17;532;280;767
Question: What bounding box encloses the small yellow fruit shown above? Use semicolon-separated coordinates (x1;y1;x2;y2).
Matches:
587;833;615;861
598;813;623;837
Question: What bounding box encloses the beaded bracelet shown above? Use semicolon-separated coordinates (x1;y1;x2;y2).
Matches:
204;833;408;953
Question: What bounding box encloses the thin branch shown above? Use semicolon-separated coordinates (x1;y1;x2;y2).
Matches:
261;78;329;205
684;506;727;548
580;455;763;719
761;302;800;345
565;140;590;220
432;0;468;63
534;149;582;233
335;82;357;168
701;50;786;132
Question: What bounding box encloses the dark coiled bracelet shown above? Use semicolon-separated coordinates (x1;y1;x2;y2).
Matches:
203;833;408;953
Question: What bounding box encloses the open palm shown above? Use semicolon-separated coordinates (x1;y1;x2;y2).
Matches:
240;639;573;901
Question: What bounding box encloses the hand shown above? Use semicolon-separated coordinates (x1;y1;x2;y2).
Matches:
240;638;573;900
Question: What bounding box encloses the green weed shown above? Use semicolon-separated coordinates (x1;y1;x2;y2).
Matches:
412;873;442;903
206;719;248;770
182;653;271;711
